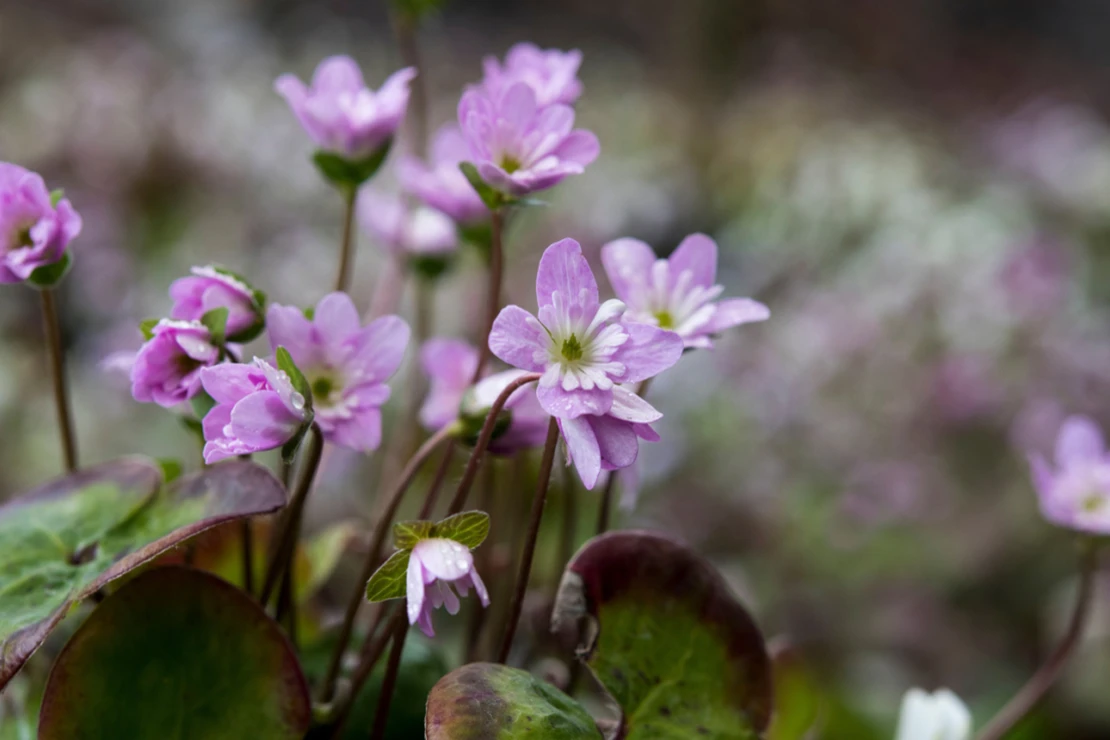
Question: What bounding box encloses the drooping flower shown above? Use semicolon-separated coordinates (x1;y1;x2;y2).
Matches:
601;234;769;349
406;537;489;637
396;124;488;224
199;358;309;463
458;84;599;197
0;163;82;284
419;338;549;454
130;320;220;408
358;190;457;257
1029;415;1110;533
894;688;971;740
169;266;264;340
489;239;682;486
481;43;583;108
275;56;415;160
267;292;409;453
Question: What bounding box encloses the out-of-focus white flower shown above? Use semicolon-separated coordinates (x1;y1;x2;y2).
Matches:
894;688;971;740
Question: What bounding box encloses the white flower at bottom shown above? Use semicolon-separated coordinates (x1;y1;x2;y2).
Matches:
894;688;971;740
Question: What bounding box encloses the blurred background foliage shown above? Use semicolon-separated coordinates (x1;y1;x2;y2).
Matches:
3;0;1110;737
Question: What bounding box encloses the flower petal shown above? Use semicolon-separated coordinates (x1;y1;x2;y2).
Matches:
608;385;663;424
1055;415;1105;468
311;55;365;93
537;384;612;419
422;338;478;389
668;233;718;288
701;298;770;335
602;238;656;303
553;130;600;167
314;292;363;348
199;364;258;405
412;538;473;581
407;551;426;625
560;416;601;489
589;415;639;471
535;238;598;312
489;305;547;372
611;322;683;383
267;303;319;366
349;314;411;382
229;390;301;448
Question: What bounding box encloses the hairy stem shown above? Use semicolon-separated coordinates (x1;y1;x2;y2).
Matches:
317;422;455;702
40;289;77;472
259;426;324;606
470;208;504;383
334;185;358;293
975;542;1100;740
496;418;560;664
446;372;541;516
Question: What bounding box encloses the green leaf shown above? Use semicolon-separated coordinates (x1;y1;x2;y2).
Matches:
766;642;822;740
208;264;267;311
432;511;490;550
156;459;183;484
313;141;392;191
38;567;310;739
365;549;411;602
458;162;503;210
276;345;312;413
0;459;287;689
191;389;217;421
552;531;773;739
139;318;160;341
409;253;455;282
393;520;434;550
281;423;311;465
49;189;65;208
200;306;229;345
425;662;600;739
25;252;71;289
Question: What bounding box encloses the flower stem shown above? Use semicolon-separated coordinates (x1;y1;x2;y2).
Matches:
596;378;654;535
446;371;542;516
470;208;504;384
40;289;77;472
334;185;358;293
329;605;402;734
975;541;1101;740
390;9;427;157
240;519;254;596
368;615;409;740
496;417;560;664
317;422;455;703
259;426;324;606
417;441;456;519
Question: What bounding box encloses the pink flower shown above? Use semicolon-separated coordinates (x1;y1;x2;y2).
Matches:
601;234;769;349
489;238;682;487
275;57;415;159
419;338;549;454
481;43;583;108
458;84;599;197
0;162;81;283
358;190;457;256
1029;415;1110;534
267;292;409;453
396;124;488;224
199;358;309;463
406;537;489;637
130;320;220;408
169;265;263;339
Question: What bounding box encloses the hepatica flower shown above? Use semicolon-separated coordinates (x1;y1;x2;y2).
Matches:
458;83;599;197
602;233;769;349
489;238;682;487
894;688;971;740
199;358;309;463
0;162;81;284
481;42;583;108
420;338;548;453
1029;415;1110;533
131;320;220;408
275;56;415;160
407;537;490;637
267;292;409;452
396;124;488;224
358;190;457;257
169;265;264;340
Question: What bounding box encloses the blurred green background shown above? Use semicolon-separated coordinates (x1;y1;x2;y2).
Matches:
3;0;1110;737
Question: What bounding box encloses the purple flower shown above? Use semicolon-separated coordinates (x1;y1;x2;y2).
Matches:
481;43;583;108
169;266;263;339
396;124;488;224
267;292;409;453
275;57;416;159
458;84;599;197
406;537;489;637
601;234;770;349
130;320;220;408
419;338;549;454
0;163;81;284
199;358;309;463
489;239;682;486
1029;415;1110;534
358;190;457;256
559;385;663;489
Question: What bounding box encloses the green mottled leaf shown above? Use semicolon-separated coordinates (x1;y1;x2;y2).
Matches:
366;549;411;602
26;251;71;289
458;162;503;210
432;511;490;550
38;567;310;739
552;531;772;739
313;142;391;191
0;459;286;689
393;520;434;550
200;306;229;345
425;662;600;739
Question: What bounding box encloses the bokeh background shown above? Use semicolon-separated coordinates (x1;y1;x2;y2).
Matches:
3;0;1110;737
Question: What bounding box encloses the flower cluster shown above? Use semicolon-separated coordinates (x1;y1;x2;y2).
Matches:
0;162;81;284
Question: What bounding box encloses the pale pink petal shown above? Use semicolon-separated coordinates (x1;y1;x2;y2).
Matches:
611;323;683;383
535;238;599;312
311;55;365;93
602;238;656;302
560;416;601;489
553;130;600;167
406;552;426;625
422;338;479;389
537;384;612;419
348;315;411;382
608;385;663;424
668;233;718;288
325;409;382;452
200;364;258;405
314;292;362;348
1056;415;1105;468
590;415;639;471
412;538;473;582
489;305;547;372
266;304;319;365
701;298;770;335
229;390;301;448
499;82;538;131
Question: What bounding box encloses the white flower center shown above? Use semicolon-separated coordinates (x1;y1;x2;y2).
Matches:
626;260;723;338
529;290;628;392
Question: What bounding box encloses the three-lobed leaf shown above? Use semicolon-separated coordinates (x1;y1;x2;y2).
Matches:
433;511;490;549
365;549;411;602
